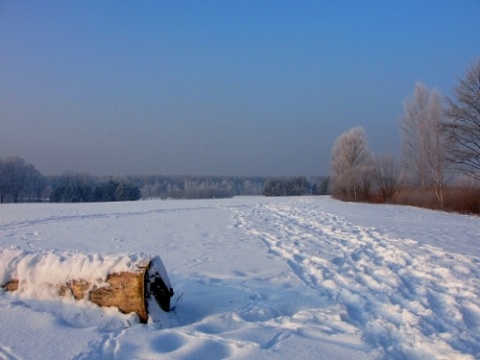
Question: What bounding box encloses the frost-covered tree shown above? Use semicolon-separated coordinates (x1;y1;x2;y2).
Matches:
444;60;480;181
400;83;448;205
330;127;373;201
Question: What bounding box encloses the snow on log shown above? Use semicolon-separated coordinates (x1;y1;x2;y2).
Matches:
0;248;174;323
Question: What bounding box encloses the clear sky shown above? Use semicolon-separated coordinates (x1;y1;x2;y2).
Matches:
1;1;479;176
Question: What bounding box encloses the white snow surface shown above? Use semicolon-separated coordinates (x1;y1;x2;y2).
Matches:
0;196;479;360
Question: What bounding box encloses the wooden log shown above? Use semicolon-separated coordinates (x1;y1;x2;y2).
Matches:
1;257;173;324
2;279;19;292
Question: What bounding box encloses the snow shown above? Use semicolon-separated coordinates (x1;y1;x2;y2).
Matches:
0;248;161;292
0;196;479;359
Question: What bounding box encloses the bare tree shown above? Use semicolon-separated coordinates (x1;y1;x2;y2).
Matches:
401;83;429;191
427;89;449;205
330;127;373;201
444;60;480;181
373;154;402;203
400;83;449;206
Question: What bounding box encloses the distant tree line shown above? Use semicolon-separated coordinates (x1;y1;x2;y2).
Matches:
1;159;329;203
129;175;265;199
48;173;141;203
330;59;480;213
0;161;331;203
262;176;329;197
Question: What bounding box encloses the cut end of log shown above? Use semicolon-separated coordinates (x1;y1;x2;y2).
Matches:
146;260;174;313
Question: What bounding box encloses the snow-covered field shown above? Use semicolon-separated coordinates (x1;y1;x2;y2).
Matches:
0;196;479;360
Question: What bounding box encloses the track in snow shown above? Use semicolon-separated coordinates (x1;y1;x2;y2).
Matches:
231;202;480;359
0;344;21;360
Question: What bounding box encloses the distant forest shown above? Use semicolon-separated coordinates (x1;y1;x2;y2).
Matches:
0;155;329;203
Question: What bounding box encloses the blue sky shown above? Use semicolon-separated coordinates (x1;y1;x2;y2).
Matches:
1;1;479;176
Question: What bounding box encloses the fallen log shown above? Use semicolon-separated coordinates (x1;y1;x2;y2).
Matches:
1;250;173;323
